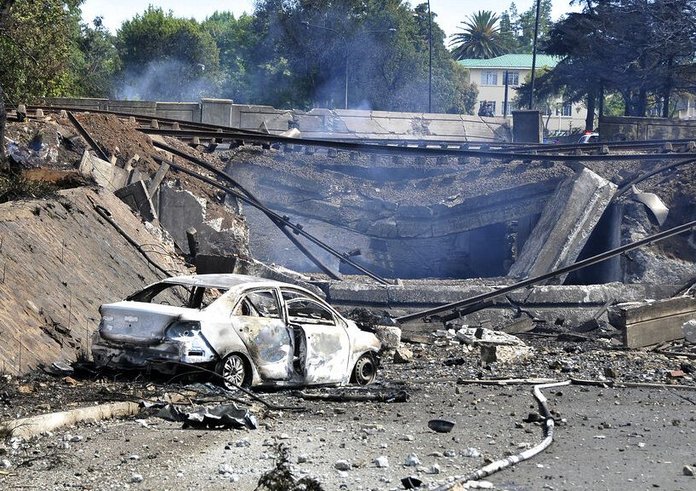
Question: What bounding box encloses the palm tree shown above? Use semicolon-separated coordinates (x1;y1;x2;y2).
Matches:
450;10;504;60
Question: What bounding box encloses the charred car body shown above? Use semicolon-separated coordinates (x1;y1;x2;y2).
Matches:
92;274;381;388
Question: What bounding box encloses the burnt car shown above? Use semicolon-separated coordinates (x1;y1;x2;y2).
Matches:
92;274;381;389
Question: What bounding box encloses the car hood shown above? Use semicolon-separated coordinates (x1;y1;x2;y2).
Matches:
99;301;193;345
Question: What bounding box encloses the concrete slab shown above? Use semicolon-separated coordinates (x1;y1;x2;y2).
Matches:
158;181;249;259
609;296;696;348
78;151;128;192
115;180;157;221
508;167;617;282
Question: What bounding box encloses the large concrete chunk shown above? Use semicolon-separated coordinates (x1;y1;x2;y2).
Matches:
158;181;249;258
115;180;157;221
509;167;617;282
608;296;696;348
79;151;128;192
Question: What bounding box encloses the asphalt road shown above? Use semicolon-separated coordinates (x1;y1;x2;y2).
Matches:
1;351;695;491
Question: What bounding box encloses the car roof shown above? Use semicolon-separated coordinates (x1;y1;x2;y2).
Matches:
160;274;297;290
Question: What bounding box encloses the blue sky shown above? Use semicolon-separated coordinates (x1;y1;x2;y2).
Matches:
81;0;580;41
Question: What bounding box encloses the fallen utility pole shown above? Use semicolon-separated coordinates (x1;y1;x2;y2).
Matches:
397;219;696;323
152;153;390;285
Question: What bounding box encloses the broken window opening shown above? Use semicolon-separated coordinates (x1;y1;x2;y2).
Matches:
233;289;281;319
128;283;191;307
287;298;335;326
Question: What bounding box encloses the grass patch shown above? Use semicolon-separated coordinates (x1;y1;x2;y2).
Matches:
0;171;57;203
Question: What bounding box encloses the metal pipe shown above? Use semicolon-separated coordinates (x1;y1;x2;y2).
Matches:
432;380;571;490
397;219;696;323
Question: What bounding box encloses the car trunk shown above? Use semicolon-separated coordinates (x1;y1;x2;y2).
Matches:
99;302;187;345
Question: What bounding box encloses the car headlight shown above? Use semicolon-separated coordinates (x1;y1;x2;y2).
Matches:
166;321;202;338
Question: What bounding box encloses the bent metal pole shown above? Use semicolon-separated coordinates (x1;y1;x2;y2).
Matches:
397;219;696;323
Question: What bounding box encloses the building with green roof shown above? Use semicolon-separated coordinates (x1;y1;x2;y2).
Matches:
458;54;587;135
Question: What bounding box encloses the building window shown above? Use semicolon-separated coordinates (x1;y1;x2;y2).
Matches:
561;103;572;117
481;71;498;85
478;100;496;116
504;71;519;86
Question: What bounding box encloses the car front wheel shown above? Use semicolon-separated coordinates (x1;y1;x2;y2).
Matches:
352;353;377;385
217;353;250;389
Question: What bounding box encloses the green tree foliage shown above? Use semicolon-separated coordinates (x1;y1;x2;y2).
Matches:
450;11;504;60
498;0;553;54
226;0;477;113
537;0;696;122
72;17;120;97
115;6;220;100
0;0;84;104
201;12;257;103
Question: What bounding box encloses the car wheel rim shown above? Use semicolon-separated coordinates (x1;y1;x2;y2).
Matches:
223;355;245;388
354;356;375;385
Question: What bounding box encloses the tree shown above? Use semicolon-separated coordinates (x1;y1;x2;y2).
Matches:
0;0;14;167
0;0;83;103
450;10;504;60
72;16;120;97
515;0;553;53
244;0;477;113
202;12;257;103
115;6;220;101
537;0;696;122
498;8;519;54
1;0;85;168
495;1;553;54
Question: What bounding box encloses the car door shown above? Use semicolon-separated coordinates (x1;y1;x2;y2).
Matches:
207;288;293;381
282;289;350;385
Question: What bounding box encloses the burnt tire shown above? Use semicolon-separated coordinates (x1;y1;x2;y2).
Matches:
217;353;251;390
352;353;377;385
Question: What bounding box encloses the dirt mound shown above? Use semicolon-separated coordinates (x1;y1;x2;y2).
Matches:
0;187;189;374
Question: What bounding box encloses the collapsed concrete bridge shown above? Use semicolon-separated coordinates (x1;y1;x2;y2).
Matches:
225;146;621;281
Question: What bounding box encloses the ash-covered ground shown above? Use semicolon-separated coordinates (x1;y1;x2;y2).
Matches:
1;327;695;490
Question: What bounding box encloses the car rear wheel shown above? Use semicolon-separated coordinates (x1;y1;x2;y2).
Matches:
352;354;377;385
217;353;250;389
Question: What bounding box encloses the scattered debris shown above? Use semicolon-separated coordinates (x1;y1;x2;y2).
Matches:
684;319;696;344
631;185;669;226
432;381;571;490
401;476;423;489
255;444;325;491
393;346;414;364
150;403;257;430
